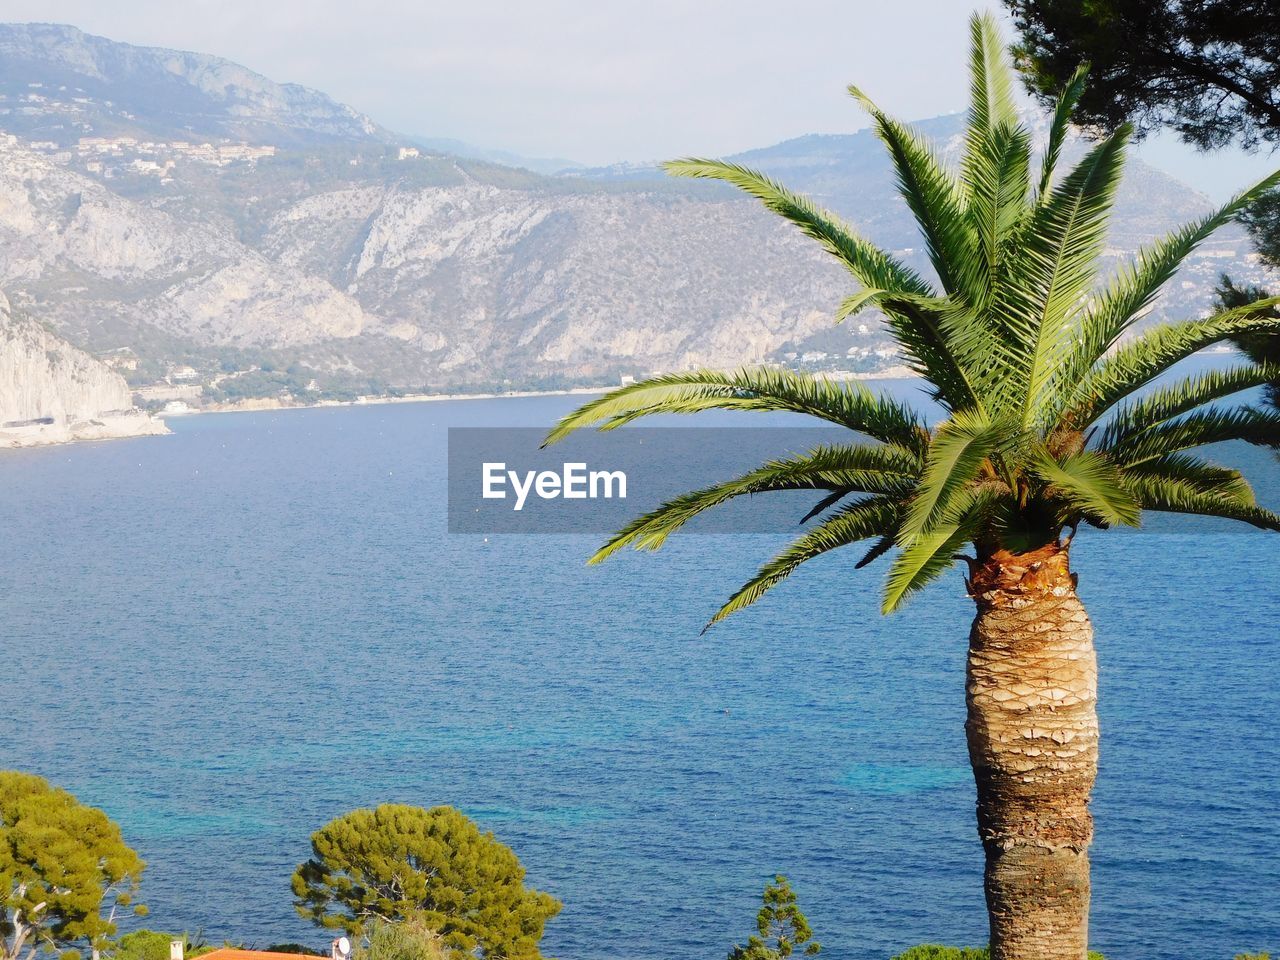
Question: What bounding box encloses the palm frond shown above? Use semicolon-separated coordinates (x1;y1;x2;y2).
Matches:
901;408;1007;540
855;534;897;569
543;368;930;451
1124;474;1280;531
848;85;981;306
663;158;930;295
966;121;1032;298
1103;406;1280;468
883;486;1002;613
878;296;990;413
1037;64;1090;200
1096;364;1280;451
1052;170;1280;411
1062;297;1280;428
704;496;900;629
799;488;856;524
961;12;1029;287
588;444;919;564
1125;452;1255;505
965;12;1019;141
1030;448;1141;527
990;127;1130;425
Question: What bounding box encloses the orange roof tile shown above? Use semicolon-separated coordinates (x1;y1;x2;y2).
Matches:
199;950;323;960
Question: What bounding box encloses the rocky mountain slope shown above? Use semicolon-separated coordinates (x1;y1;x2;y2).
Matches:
0;291;165;446
0;23;1272;406
0;23;389;146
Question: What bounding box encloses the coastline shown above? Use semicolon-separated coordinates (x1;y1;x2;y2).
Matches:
0;411;170;450
171;385;613;419
166;366;922;421
0;369;919;449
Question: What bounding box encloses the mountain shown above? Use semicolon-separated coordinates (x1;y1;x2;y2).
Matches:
0;133;856;393
0;22;1272;415
0;290;166;446
0;23;389;147
411;136;585;176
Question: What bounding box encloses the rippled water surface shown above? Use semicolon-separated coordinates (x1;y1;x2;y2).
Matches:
2;389;1277;960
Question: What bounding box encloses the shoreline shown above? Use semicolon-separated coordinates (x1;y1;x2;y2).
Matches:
2;369;921;450
161;367;922;421
167;385;615;419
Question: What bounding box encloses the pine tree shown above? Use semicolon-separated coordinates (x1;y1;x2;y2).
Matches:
0;771;146;960
727;876;820;960
291;805;560;960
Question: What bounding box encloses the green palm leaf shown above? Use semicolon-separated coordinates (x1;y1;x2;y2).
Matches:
662;158;929;296
901;408;1008;540
848;85;980;306
543;368;929;451
966;122;1032;299
1063;298;1280;428
704;496;901;629
1037;64;1090;200
587;444;919;564
1125;453;1255;505
1051;170;1280;413
1096;364;1280;452
992;127;1130;425
965;11;1018;143
1102;406;1280;468
884;486;1002;614
1030;448;1141;527
1124;474;1280;531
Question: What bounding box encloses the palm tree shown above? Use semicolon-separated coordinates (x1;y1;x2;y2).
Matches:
544;14;1280;960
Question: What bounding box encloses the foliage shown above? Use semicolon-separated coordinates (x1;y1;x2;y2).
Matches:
110;930;175;960
1215;276;1280;410
1236;186;1280;269
890;949;1104;960
1003;0;1280;151
1235;954;1272;960
1006;0;1280;403
350;919;456;960
0;772;145;960
110;931;216;960
291;805;561;960
546;13;1280;626
727;876;820;960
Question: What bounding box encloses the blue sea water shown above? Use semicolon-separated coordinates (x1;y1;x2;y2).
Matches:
1;387;1277;960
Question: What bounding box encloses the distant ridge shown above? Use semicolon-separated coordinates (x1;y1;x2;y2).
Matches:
0;22;392;146
0;21;1268;405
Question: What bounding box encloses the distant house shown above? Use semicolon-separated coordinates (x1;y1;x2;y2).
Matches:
397;146;420;160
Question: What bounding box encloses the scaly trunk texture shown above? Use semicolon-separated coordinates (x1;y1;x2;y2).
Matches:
965;543;1097;960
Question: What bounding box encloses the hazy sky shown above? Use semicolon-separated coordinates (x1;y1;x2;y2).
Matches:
2;0;1276;195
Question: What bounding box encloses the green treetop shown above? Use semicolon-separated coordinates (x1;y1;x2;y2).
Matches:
0;771;145;960
728;876;820;960
291;805;560;960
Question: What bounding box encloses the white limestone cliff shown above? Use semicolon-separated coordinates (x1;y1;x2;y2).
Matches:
0;293;167;448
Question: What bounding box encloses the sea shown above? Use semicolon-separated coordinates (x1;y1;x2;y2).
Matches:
1;378;1277;960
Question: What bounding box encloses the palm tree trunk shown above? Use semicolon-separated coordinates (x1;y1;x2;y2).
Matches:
965;542;1097;960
